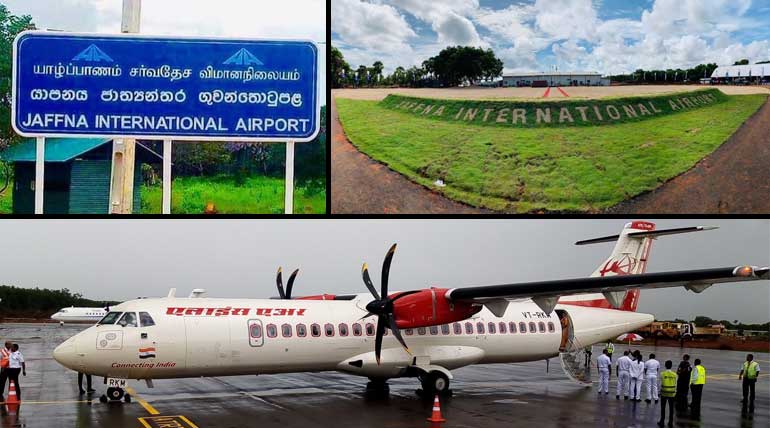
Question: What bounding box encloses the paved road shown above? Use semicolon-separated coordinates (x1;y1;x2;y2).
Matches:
609;97;770;214
1;323;767;428
331;97;488;214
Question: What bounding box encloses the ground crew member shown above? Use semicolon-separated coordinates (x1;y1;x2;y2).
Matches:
739;354;760;413
645;353;660;403
658;360;677;427
629;351;645;401
675;354;692;412
597;349;611;395
0;341;12;401
584;346;592;368
7;344;25;400
690;358;706;419
605;341;615;361
616;350;632;400
78;372;95;395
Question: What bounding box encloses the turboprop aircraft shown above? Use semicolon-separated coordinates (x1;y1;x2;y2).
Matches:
52;222;768;403
51;307;108;324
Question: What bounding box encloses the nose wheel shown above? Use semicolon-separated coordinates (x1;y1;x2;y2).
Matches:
100;387;131;403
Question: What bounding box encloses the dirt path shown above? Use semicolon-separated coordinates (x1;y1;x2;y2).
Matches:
608;97;770;214
331;98;488;214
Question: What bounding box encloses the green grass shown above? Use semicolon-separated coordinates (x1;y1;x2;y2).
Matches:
141;175;326;214
0;182;11;214
337;94;767;213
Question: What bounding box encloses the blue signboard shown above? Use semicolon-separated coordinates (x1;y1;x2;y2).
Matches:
12;31;319;142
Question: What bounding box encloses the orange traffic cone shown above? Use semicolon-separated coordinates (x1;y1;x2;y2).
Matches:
5;380;19;405
427;394;446;425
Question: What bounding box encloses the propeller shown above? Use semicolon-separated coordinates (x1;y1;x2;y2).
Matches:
276;267;300;299
361;244;419;365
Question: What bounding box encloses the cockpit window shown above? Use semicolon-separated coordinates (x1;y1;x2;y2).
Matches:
117;312;138;327
98;312;122;325
139;312;155;327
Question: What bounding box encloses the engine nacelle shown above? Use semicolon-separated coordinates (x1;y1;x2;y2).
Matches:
392;288;481;329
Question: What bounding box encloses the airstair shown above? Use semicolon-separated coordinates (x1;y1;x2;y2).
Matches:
559;338;593;386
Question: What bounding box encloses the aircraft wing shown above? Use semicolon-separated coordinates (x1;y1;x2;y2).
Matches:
446;266;769;314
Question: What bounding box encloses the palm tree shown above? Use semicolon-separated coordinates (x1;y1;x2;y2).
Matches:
371;61;384;86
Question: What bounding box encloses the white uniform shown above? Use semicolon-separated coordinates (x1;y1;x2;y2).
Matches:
616;355;632;397
629;358;645;400
597;354;611;393
644;358;660;401
8;351;23;369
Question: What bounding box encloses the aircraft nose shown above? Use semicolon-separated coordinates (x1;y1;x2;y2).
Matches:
53;339;78;370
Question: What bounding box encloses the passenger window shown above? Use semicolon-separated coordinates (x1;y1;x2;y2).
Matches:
366;323;375;336
548;322;555;333
282;324;292;338
311;323;321;337
529;322;536;333
405;329;414;336
499;322;507;334
465;322;473;334
509;322;516;333
539;322;546;333
139;312;155;327
430;326;438;335
441;324;450;335
117;312;137;327
296;324;307;337
476;322;485;334
324;323;335;337
266;324;277;338
99;312;122;325
339;323;349;337
453;323;462;335
519;322;527;333
488;322;496;334
417;327;426;335
352;323;362;336
250;323;262;338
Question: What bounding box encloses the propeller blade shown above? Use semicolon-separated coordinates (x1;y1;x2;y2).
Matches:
362;263;380;300
387;314;411;355
358;312;375;321
276;267;286;299
286;268;299;299
375;316;386;365
381;244;397;299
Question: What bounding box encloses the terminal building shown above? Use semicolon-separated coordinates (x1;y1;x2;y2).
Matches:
500;72;610;88
710;64;770;84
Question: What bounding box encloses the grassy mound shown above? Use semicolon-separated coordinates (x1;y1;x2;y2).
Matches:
380;89;727;128
337;93;766;213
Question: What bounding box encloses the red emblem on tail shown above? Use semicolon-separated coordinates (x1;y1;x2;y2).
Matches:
599;255;636;277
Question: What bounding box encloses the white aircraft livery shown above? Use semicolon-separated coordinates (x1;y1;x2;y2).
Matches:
52;222;769;403
51;307;108;323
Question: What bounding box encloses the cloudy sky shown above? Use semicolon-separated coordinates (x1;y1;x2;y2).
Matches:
332;0;770;75
3;0;327;103
0;219;767;323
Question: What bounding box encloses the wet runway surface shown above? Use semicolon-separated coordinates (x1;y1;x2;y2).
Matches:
1;323;767;427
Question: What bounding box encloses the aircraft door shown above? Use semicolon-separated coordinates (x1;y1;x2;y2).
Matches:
184;316;231;370
248;319;264;347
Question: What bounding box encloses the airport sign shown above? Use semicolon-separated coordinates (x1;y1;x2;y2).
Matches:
12;31;320;142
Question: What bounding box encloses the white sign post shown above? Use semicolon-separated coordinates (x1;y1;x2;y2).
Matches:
285;141;295;214
34;136;44;214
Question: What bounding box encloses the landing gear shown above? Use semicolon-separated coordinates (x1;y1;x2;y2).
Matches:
101;387;131;403
419;371;451;396
364;378;390;399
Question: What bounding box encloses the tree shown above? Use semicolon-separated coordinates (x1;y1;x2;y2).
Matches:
733;59;749;65
355;65;368;87
424;46;503;87
371;61;384;85
391;66;406;86
0;5;34;151
330;46;350;89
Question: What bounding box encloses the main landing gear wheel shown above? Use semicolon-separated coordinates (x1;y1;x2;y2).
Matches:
420;371;451;396
364;378;390;399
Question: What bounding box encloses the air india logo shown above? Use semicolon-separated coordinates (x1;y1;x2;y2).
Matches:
599;255;636;277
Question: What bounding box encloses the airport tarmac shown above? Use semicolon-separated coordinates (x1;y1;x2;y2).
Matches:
0;323;767;428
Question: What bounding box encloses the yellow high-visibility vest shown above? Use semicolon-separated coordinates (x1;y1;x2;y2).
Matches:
691;365;706;385
743;361;759;379
661;370;677;397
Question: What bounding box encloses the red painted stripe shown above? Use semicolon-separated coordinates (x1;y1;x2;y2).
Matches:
139;347;156;352
557;87;570;97
542;87;551;98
